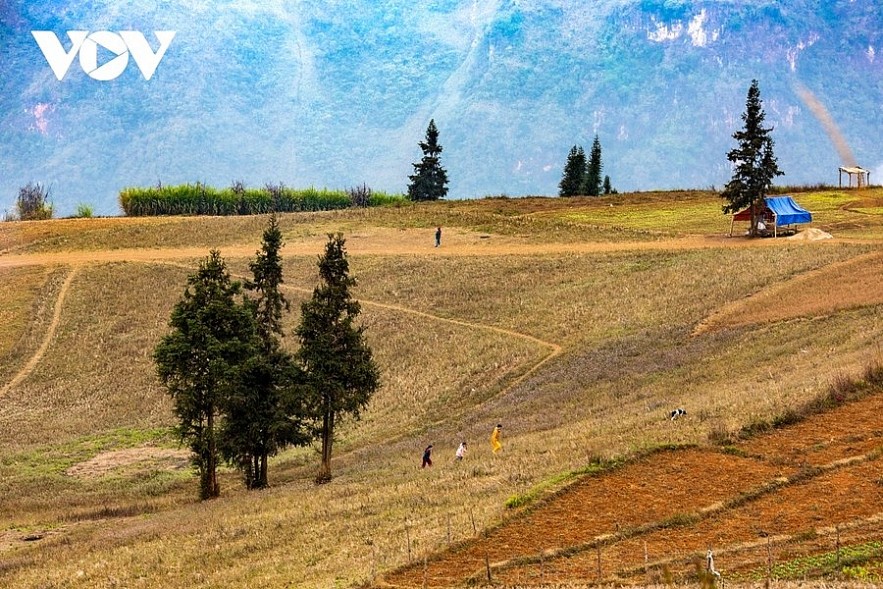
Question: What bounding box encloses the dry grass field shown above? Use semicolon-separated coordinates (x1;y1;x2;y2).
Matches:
0;189;882;588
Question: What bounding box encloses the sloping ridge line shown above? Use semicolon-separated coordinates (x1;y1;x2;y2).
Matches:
692;250;883;336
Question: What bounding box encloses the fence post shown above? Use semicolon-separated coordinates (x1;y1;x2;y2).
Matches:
836;525;841;568
597;546;602;583
644;541;649;583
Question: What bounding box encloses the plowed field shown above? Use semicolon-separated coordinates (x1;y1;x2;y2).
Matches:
379;392;883;587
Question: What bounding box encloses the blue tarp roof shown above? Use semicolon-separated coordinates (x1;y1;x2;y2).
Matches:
733;196;812;226
766;196;812;225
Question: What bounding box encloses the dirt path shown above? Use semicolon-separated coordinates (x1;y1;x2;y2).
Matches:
0;265;78;398
0;233;808;270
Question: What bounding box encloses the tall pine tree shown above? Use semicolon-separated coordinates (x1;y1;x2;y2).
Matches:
721;80;783;236
559;145;587;197
407;119;449;201
296;234;380;483
154;251;257;500
583;135;603;196
220;214;309;489
247;213;289;347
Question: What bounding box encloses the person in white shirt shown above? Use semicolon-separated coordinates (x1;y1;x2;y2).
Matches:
455;441;467;461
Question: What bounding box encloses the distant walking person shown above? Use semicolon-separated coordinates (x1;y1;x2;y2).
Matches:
490;424;503;454
435;226;442;247
422;444;433;468
455;441;467;461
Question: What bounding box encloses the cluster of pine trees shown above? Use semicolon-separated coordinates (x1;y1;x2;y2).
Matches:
154;216;379;498
559;135;615;197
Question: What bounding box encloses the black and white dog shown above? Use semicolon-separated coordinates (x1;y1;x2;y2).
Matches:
669;408;687;420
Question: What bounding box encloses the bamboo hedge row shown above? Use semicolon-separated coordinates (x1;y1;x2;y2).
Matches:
119;183;406;216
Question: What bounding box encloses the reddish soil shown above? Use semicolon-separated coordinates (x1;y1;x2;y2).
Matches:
379;393;883;588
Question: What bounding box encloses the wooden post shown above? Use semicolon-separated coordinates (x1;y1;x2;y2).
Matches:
470;508;477;535
597;546;602;583
446;513;452;545
644;541;649;583
485;551;492;582
766;537;772;588
406;524;412;563
836;524;841;568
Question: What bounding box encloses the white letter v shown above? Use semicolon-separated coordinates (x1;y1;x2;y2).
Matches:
120;31;176;80
32;31;88;80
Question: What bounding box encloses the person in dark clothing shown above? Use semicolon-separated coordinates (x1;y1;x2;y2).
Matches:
435;226;442;247
422;444;433;468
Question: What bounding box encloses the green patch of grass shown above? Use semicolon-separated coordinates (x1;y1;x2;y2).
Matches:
505;458;623;509
504;460;610;509
73;203;94;218
744;540;883;581
505;445;689;510
0;427;174;478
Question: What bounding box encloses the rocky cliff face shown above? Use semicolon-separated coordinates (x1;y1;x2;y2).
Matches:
1;1;880;215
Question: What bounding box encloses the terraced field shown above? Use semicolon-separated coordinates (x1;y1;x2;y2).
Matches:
380;392;883;586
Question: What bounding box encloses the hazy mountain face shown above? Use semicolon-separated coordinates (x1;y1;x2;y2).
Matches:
1;1;881;215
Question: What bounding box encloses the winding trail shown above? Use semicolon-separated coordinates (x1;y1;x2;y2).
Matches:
354;296;562;391
0;233;803;270
0;265;79;398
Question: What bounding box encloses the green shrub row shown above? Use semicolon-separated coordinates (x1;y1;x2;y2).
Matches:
119;183;406;216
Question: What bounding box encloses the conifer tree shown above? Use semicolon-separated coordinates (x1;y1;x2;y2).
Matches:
220;214;309;489
154;251;257;500
721;80;783;236
247;213;289;346
603;175;613;195
295;234;380;483
559;145;586;197
407;119;449;201
583;135;603;196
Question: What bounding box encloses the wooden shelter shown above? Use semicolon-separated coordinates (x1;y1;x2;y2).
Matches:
839;166;870;188
730;196;813;237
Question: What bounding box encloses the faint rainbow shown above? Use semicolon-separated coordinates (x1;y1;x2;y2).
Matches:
793;80;857;168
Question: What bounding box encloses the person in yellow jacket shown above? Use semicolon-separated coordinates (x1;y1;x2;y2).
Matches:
490;424;503;454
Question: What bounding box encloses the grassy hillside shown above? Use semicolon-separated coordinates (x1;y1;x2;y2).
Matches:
1;189;882;588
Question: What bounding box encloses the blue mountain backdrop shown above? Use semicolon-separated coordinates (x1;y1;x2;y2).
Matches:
1;1;881;215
